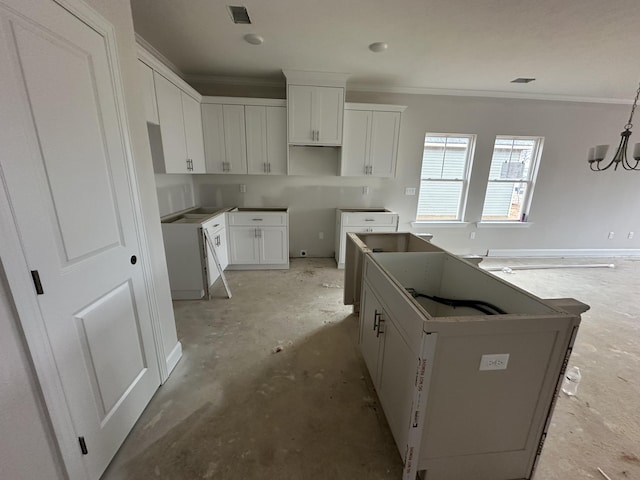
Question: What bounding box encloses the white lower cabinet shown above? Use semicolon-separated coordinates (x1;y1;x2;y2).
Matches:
360;282;414;452
227;209;289;269
352;243;589;480
203;217;228;286
335;208;399;269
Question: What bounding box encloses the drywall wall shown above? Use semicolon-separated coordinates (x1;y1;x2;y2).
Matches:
193;89;640;256
0;265;64;479
155;173;196;216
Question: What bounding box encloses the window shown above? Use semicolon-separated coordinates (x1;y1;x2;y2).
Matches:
416;134;475;221
481;136;543;221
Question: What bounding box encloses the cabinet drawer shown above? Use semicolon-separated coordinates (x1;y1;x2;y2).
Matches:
202;213;226;234
342;212;398;227
228;211;287;226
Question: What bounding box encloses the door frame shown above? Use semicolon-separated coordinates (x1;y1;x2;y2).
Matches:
0;0;168;477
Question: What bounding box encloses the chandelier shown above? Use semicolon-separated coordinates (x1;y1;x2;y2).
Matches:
588;82;640;171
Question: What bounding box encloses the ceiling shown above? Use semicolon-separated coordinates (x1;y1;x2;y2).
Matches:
130;0;640;101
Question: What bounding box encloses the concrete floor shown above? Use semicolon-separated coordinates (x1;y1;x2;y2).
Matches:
103;257;640;480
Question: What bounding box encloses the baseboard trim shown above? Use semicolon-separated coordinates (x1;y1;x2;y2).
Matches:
164;342;182;382
487;248;640;258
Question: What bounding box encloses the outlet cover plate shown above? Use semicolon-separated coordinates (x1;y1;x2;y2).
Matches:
405;187;416;196
479;353;510;371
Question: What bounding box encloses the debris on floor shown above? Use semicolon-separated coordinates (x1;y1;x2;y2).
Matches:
321;283;342;288
597;467;612;480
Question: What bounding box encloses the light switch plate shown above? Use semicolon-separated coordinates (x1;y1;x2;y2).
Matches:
479;353;510;371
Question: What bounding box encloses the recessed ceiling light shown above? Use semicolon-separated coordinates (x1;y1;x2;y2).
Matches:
369;42;388;53
511;77;536;84
228;5;251;24
244;33;264;45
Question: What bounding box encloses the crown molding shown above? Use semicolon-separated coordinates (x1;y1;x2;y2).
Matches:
346;83;632;105
135;33;183;78
183;73;284;88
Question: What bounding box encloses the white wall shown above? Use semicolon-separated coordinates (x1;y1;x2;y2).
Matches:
155;173;196;216
192;90;640;256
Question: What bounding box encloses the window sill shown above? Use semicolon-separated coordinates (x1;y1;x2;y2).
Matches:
476;221;533;229
411;221;471;228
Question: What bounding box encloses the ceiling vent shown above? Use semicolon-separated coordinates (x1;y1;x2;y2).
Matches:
511;77;536;84
228;6;251;24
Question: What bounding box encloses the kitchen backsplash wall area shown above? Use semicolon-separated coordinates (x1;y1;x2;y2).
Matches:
193;174;395;258
155;174;196;217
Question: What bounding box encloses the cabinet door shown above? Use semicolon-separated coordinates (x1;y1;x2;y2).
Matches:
181;92;206;173
222;104;247;174
288;85;314;143
377;314;415;452
315;86;344;145
245;105;268;174
266;106;287;175
341;109;371;176
203;227;220;287
258;227;288;264
369;111;400;178
153;72;188;173
228;226;259;264
360;284;383;384
139;61;158;124
202;104;226;173
215;228;229;271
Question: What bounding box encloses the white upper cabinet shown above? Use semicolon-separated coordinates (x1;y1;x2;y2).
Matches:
246;105;287;175
202;103;247;174
266;106;287;175
154;72;189;173
153;71;205;173
181;92;205;173
341;104;405;178
139;60;158;124
288;85;344;145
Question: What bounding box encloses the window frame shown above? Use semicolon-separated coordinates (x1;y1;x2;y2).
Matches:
481;135;544;223
415;132;476;223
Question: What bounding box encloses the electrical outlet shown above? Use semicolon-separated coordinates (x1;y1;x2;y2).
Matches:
608;231;615;240
479;353;510;371
405;187;416;196
469;232;476;240
629;232;635;239
319;232;324;240
363;186;369;195
239;184;246;193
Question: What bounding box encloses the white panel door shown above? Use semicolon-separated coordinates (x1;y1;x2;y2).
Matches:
258;227;288;264
222;104;247;174
202;103;226;173
266;106;288;175
181;92;205;173
341;109;371;176
369;111;400;178
316;86;344;145
154;72;188;173
228;227;260;264
288;85;314;143
245;105;268;174
0;2;160;479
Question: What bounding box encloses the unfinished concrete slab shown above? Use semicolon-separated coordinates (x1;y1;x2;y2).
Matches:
102;257;640;480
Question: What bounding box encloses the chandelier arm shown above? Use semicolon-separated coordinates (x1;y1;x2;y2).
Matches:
627;83;640;127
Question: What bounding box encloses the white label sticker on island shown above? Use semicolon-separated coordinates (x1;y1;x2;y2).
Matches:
479;353;510;371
